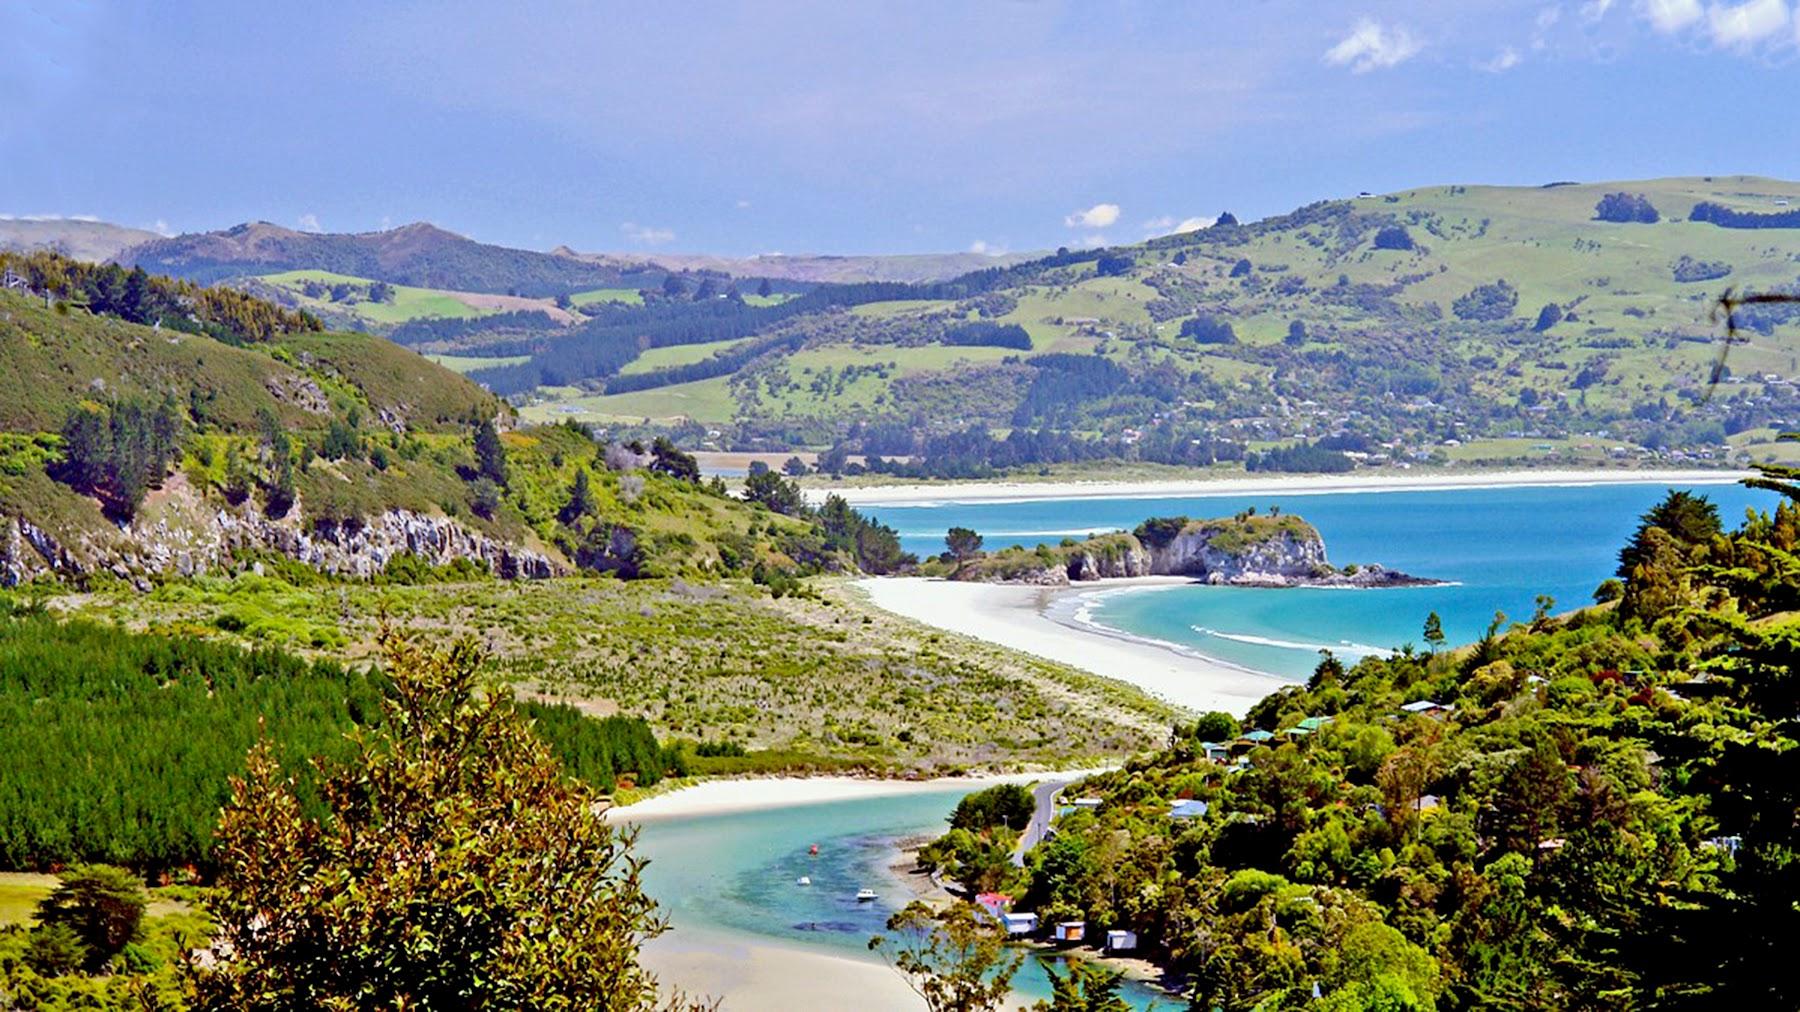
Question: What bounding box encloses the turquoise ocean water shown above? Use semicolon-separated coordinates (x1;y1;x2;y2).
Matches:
864;481;1773;680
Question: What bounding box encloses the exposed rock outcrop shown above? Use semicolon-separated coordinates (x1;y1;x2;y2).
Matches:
0;484;561;587
954;515;1436;589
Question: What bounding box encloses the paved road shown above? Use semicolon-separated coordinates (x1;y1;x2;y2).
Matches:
1012;779;1067;867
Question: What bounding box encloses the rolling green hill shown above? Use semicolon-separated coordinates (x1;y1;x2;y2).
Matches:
0;258;876;587
513;176;1800;475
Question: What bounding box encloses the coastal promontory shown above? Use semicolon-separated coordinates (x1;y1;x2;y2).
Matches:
945;512;1435;588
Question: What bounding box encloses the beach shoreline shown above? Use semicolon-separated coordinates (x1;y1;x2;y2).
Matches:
858;576;1288;716
606;768;1109;824
809;467;1746;506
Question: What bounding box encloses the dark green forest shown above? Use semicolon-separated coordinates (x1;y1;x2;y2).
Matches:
0;610;680;871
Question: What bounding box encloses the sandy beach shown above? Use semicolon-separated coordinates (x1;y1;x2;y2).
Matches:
606;770;1065;824
642;925;930;1011
859;576;1286;715
811;467;1746;506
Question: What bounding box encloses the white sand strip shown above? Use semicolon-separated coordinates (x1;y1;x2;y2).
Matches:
858;576;1287;716
643;925;931;1011
812;467;1745;506
608;769;1109;824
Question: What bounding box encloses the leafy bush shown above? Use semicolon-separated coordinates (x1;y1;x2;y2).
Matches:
1181;314;1238;345
1671;255;1732;283
1372;224;1415;250
1452;279;1519;322
1594;192;1660;223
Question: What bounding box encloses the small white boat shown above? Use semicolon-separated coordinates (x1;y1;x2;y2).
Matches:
855;888;878;902
796;876;811;886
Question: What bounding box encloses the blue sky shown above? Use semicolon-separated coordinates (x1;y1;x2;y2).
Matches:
4;0;1798;256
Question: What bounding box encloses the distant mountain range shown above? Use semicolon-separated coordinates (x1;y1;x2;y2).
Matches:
0;217;1021;293
553;247;1035;284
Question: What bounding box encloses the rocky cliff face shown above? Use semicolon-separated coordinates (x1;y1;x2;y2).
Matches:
0;488;560;588
957;517;1432;588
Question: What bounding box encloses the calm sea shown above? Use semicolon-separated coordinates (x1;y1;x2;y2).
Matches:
863;481;1774;680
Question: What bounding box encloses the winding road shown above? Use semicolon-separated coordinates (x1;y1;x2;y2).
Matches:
1012;779;1068;867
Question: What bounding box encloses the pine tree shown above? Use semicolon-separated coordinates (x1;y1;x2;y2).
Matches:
474;419;508;486
560;467;595;525
1423;612;1445;653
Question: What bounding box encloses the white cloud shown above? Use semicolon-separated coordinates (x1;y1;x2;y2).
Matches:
620;222;675;245
1142;215;1214;237
149;219;174;237
1642;0;1705;32
1707;0;1790;45
1064;202;1120;228
1479;46;1524;71
1582;0;1617;20
0;213;100;222
1538;5;1565;29
1323;19;1423;73
296;213;322;232
968;239;1006;255
735;199;752;209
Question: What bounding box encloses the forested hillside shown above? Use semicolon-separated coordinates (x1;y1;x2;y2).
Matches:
914;473;1800;1009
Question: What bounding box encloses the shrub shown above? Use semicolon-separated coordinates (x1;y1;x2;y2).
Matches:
1181;314;1238;345
1594;192;1660;223
1452;280;1519;322
1372;225;1414;250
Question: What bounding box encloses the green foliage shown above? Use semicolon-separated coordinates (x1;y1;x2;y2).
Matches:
0;249;320;342
1033;959;1130;1012
945;526;985;566
948;783;1035;831
1451;279;1519;321
189;630;697;1010
870;900;1023;1012
473;418;508;485
1593;192;1660;223
52;396;184;519
34;865;146;971
743;467;804;515
0;608;678;871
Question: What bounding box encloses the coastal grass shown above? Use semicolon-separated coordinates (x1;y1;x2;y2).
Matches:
32;575;1175;773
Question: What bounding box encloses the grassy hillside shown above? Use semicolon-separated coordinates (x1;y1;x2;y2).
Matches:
36;574;1173;772
516;176;1800;475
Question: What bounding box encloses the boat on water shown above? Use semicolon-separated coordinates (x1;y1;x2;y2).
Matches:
796;876;811;886
855;888;878;902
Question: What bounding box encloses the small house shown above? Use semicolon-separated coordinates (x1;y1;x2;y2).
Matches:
1416;794;1441;813
1054;921;1085;943
1296;716;1333;732
1199;741;1231;762
1400;700;1452;717
1106;929;1138;953
1169;799;1210;819
1072;797;1103;811
975;892;1010;915
1240;729;1275;744
1001;912;1040;936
